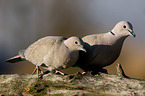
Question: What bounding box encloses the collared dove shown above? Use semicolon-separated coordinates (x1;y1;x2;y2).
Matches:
6;36;86;77
75;21;136;74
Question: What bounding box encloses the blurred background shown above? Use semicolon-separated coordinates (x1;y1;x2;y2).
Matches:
1;0;145;79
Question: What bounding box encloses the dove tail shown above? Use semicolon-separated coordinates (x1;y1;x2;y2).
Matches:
5;55;25;63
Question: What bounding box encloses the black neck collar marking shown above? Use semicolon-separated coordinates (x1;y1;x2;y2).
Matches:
110;31;115;36
64;44;69;49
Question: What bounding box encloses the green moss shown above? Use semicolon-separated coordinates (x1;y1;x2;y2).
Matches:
1;72;145;95
25;77;88;95
52;85;86;90
25;80;48;95
50;93;65;96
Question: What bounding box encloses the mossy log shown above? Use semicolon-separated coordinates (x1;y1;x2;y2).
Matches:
0;64;145;96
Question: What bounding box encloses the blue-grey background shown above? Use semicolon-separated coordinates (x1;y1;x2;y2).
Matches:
1;0;145;79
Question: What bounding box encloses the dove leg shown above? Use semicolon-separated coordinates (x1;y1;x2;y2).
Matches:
99;68;108;74
32;66;43;78
32;66;37;74
39;70;51;79
55;70;67;75
91;67;108;75
39;69;67;79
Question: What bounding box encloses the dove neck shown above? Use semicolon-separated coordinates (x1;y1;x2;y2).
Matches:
109;31;115;36
106;31;127;46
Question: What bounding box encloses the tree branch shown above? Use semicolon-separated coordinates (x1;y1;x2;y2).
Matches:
0;64;145;95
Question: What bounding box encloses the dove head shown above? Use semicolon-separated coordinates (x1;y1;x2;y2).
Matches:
64;36;86;52
111;21;136;37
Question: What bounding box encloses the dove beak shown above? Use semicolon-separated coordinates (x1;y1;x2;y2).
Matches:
128;29;136;37
79;46;86;52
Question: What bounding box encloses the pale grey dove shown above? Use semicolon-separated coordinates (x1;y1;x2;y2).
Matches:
6;36;86;77
75;21;136;74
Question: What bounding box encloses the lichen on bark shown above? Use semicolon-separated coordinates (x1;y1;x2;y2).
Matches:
0;64;145;95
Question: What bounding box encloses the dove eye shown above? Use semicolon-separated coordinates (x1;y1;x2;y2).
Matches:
74;41;78;44
123;25;126;28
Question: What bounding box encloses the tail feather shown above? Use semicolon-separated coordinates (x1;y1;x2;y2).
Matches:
5;55;25;63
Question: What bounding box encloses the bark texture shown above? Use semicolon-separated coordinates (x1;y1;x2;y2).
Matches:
0;64;145;96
